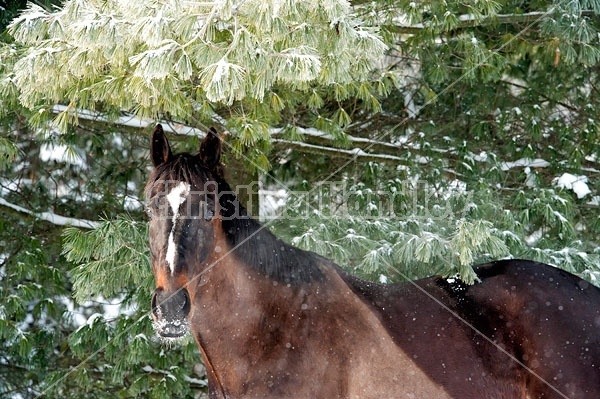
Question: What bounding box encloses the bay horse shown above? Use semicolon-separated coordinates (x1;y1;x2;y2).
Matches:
145;124;600;398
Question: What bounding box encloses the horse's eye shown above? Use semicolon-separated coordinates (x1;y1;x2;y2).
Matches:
145;207;153;220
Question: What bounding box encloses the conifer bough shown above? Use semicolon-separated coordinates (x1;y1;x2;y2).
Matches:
7;0;387;123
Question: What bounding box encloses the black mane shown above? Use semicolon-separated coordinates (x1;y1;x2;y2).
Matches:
147;152;324;284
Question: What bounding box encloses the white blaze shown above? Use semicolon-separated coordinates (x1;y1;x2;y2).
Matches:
165;182;190;274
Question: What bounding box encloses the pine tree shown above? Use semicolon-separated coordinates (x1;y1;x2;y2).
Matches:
0;0;598;397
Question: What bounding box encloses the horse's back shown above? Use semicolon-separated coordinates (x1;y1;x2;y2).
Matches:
344;259;600;398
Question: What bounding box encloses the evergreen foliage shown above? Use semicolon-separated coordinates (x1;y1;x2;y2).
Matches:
270;162;599;284
4;0;386;166
63;218;151;303
0;0;598;397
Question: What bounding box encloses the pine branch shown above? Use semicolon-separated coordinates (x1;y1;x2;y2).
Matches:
500;80;579;113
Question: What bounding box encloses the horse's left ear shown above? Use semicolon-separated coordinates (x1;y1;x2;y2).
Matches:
150;124;172;167
199;127;222;171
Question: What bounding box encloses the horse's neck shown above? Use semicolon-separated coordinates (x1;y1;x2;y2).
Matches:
190;239;323;394
190;220;317;347
191;247;316;340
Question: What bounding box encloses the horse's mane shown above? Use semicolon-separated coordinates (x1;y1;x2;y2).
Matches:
146;152;324;284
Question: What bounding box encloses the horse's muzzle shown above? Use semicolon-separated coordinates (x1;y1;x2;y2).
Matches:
151;287;191;338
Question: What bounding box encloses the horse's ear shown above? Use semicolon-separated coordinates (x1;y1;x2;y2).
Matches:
150;124;172;167
199;127;222;171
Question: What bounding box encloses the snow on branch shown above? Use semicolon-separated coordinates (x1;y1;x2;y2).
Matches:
51;104;407;163
272;139;404;163
51;105;205;137
274;126;402;151
0;196;99;229
386;9;598;34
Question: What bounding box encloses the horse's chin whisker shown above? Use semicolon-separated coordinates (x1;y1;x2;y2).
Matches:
156;334;188;348
152;318;190;346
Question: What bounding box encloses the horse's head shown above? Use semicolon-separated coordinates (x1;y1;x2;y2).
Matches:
144;124;225;340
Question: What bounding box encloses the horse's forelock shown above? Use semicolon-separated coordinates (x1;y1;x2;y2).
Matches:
145;154;215;199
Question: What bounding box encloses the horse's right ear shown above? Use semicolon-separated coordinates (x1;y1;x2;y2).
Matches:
150;124;172;167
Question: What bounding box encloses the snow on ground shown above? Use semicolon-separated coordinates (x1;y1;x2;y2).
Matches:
124;194;143;210
500;158;550;171
1;128;145;224
552;173;592;199
39;141;87;169
525;228;543;246
66;295;138;328
259;187;288;220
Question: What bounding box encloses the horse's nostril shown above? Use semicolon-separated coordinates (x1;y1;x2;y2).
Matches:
151;288;190;320
181;289;191;316
151;289;160;318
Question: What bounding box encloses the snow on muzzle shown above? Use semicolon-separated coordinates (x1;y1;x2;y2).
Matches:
151;287;191;338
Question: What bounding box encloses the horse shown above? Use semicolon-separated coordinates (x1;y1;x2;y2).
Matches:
144;124;600;398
